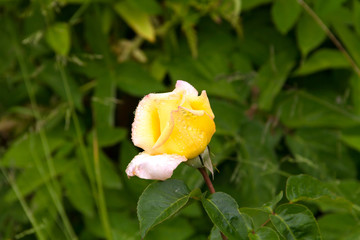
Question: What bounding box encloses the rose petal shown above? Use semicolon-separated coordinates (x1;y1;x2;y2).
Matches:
155;92;183;132
125;152;186;180
174;80;198;97
150;115;174;151
190;90;215;119
151;106;216;159
131;91;181;151
131;94;161;152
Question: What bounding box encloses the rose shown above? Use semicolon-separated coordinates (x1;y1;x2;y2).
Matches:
125;80;216;180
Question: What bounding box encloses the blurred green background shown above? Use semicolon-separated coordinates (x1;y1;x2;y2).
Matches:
1;0;360;239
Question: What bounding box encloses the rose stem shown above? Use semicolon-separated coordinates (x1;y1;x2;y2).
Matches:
198;167;215;194
198;167;228;240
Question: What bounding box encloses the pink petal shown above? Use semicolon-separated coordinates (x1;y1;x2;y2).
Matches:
125;152;187;180
175;80;198;97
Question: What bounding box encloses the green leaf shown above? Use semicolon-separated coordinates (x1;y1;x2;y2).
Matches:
271;0;301;34
296;13;326;57
5;159;76;203
209;226;222;240
167;21;244;101
59;0;101;3
149;58;167;81
62;168;94;217
286;175;334;202
240;208;270;228
181;11;200;58
83;8;110;54
239;11;297;66
39;62;83;111
92;68;120;147
285;175;360;212
45;22;71;56
255;52;295;110
350;74;360;114
211;99;245;133
276;91;360;128
114;1;155;42
101;7;114;34
354;0;360;37
96;127;127;147
318;213;360;240
313;0;347;22
127;0;162;14
0;23;15;75
1;132;65;168
137;179;191;238
286;129;356;179
236;120;281;207
294;49;350;76
332;21;360;67
218;0;242;35
270;204;322;240
86;210;140;239
115;61;165;97
182;24;198;58
262;191;283;213
30;184;63;237
179;201;202;219
242;0;272;11
249;227;280;240
85;146;122;189
201;192;249;240
98;150;122;189
146;217;195;240
341;125;360;151
335;180;360;207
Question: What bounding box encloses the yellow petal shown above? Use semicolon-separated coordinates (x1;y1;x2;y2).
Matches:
131;94;161;152
190;90;215;119
151;106;216;159
132;91;183;151
155;92;183;132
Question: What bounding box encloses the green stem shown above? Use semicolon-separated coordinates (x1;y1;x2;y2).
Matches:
57;61;98;202
8;20;76;240
92;130;113;240
1;169;46;240
298;0;360;78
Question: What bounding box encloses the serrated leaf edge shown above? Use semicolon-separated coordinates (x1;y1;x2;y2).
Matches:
138;186;191;238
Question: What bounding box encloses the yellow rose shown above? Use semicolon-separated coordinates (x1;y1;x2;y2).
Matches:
125;80;216;180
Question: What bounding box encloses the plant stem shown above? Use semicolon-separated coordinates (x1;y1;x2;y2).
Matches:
298;0;360;78
92;130;113;240
1;169;46;240
261;218;271;227
198;168;215;194
198;168;228;240
8;20;76;240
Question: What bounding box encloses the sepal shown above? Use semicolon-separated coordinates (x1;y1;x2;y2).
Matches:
185;146;214;177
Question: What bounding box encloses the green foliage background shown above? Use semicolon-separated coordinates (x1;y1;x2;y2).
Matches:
1;0;360;239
